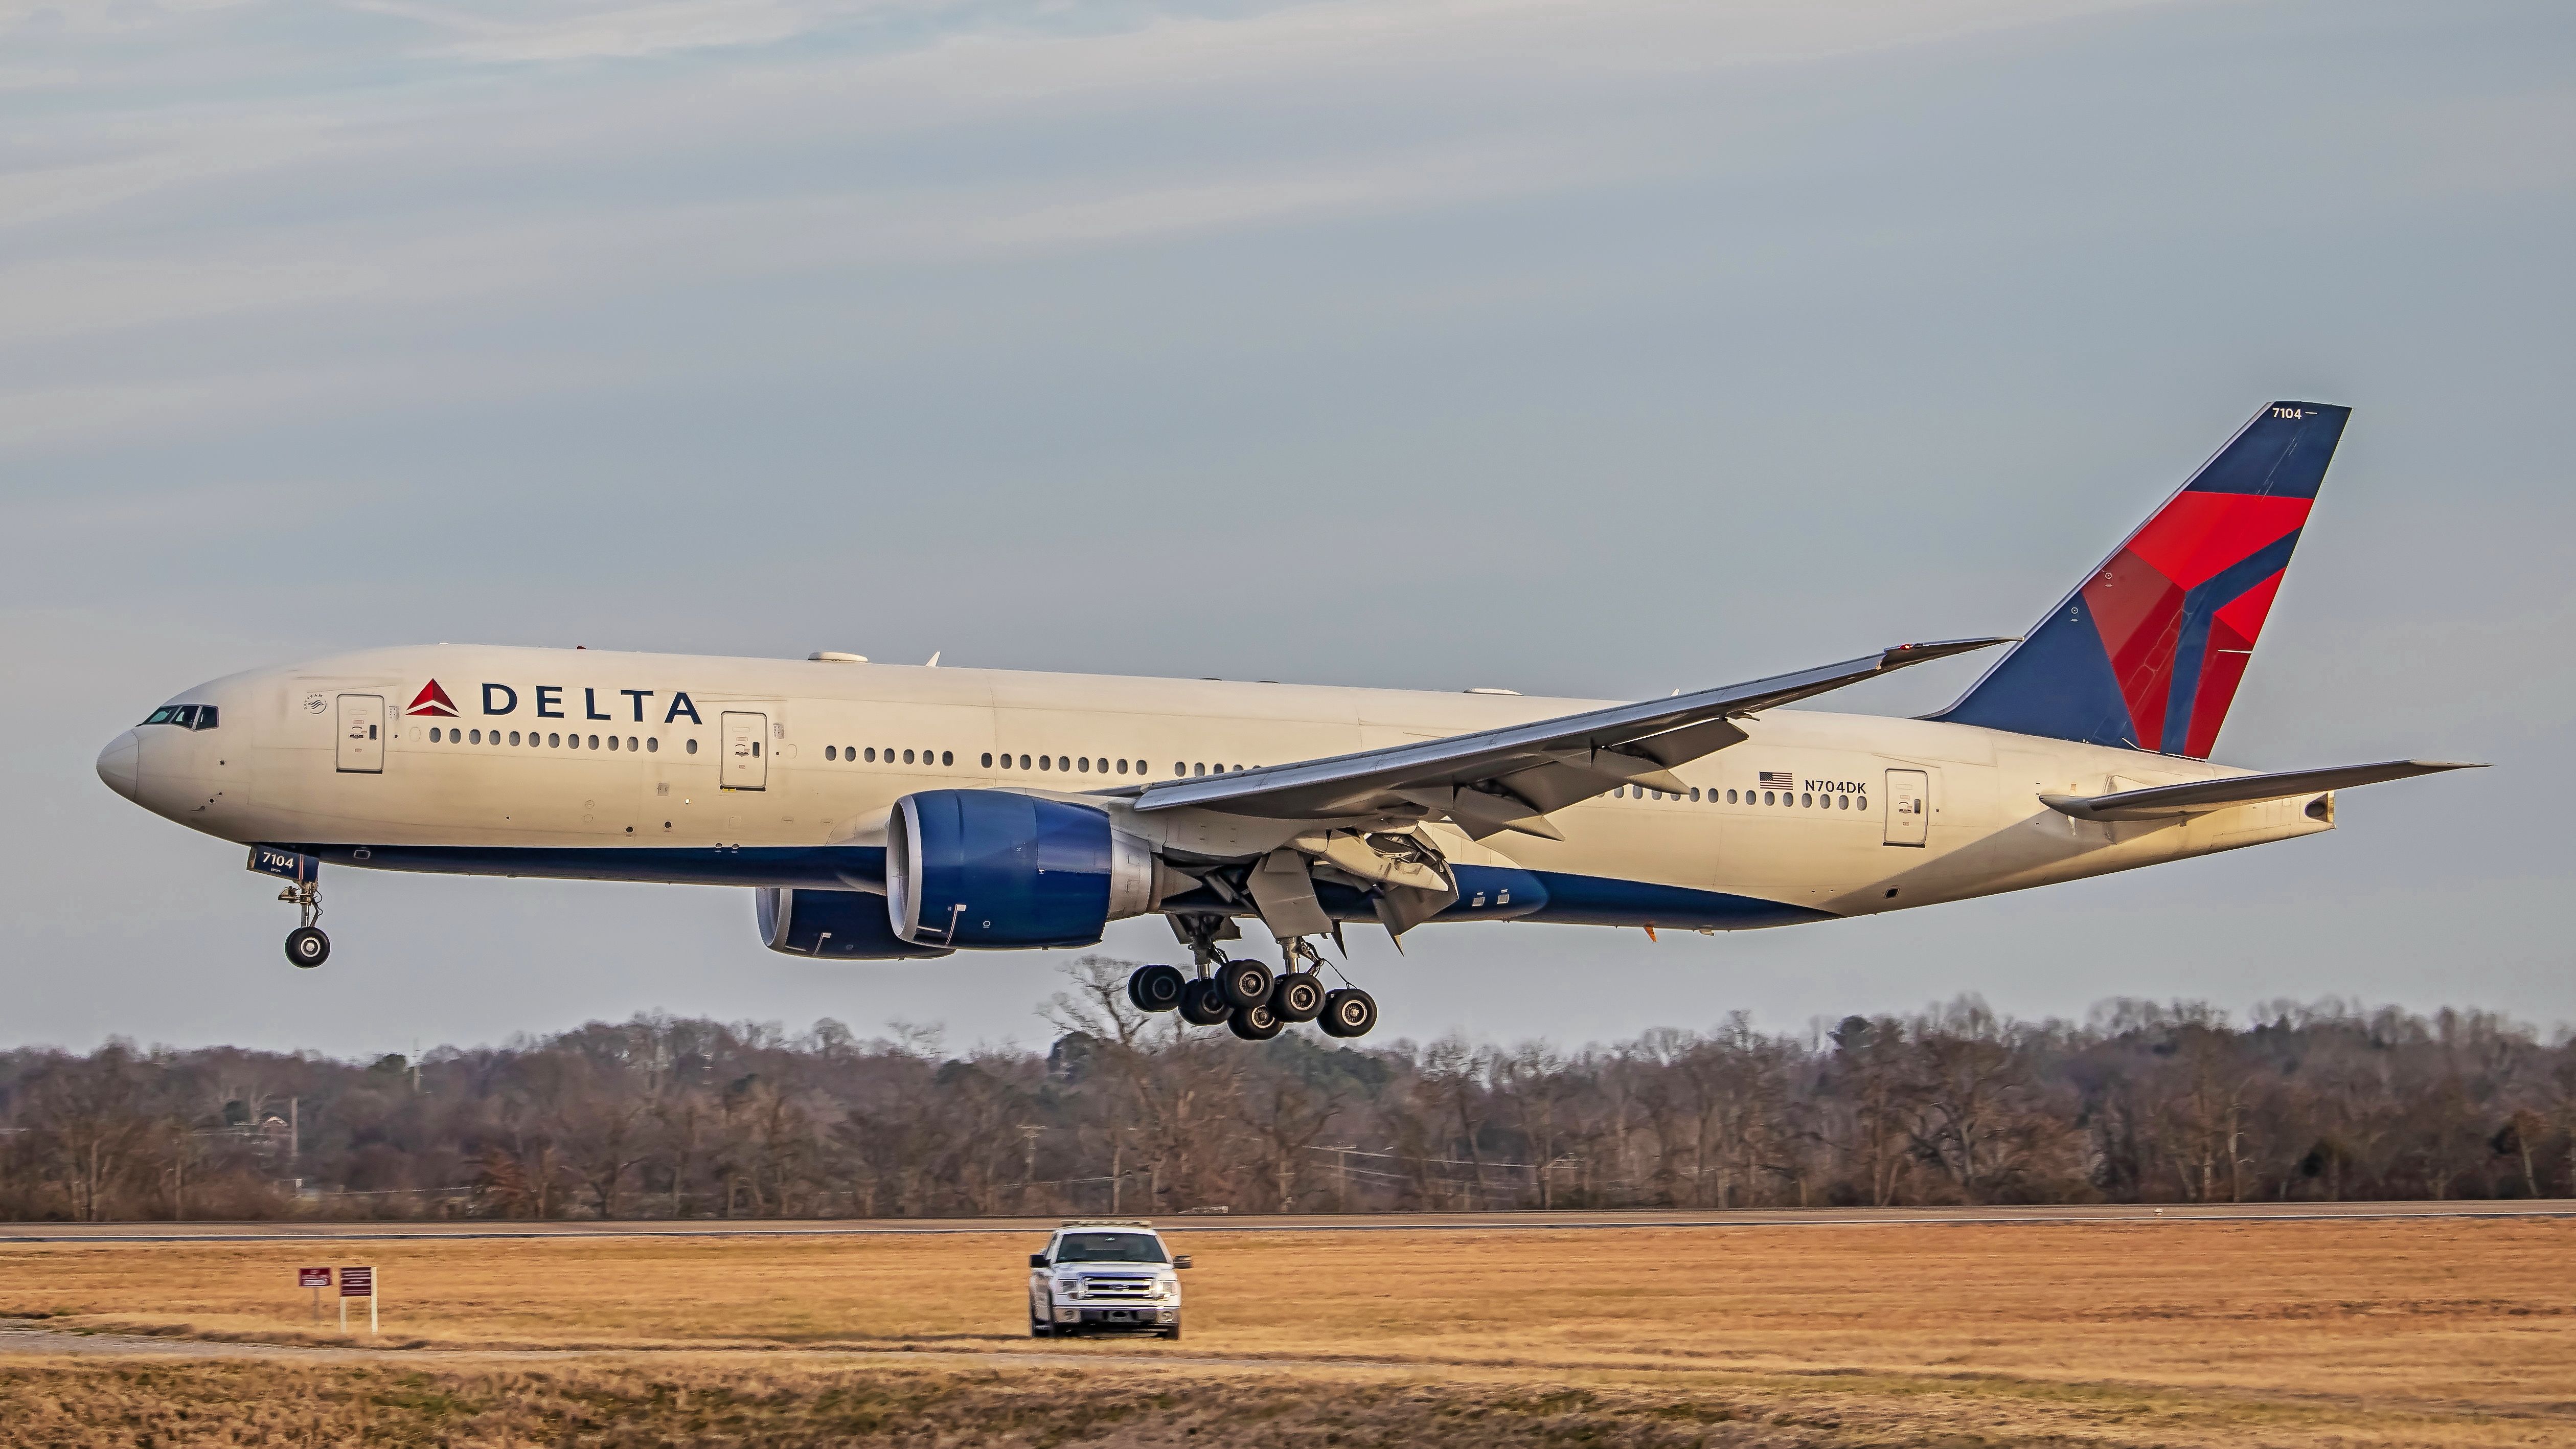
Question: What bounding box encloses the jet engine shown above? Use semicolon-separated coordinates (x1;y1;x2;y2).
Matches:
886;789;1160;948
759;887;954;958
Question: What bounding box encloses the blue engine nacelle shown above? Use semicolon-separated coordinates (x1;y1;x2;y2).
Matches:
758;887;955;958
887;790;1157;949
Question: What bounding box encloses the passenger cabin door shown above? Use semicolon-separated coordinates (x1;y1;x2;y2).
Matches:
335;694;385;774
1883;768;1929;847
721;711;768;790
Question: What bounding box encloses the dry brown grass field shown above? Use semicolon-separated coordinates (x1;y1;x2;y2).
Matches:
2;1217;2569;1445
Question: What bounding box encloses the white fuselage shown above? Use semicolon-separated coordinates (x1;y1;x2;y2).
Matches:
98;643;2331;934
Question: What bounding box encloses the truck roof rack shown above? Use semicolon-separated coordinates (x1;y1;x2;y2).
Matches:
1058;1219;1154;1229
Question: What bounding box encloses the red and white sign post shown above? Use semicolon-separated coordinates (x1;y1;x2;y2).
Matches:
298;1266;331;1322
338;1264;377;1335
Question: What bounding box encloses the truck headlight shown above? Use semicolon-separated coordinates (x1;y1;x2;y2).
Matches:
1056;1277;1078;1297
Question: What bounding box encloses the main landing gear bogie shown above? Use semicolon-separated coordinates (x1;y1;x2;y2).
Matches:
1128;959;1375;1040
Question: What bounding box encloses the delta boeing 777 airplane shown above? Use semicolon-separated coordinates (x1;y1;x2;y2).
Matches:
99;403;2474;1039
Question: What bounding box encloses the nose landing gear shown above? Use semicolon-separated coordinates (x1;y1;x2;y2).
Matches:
280;879;329;968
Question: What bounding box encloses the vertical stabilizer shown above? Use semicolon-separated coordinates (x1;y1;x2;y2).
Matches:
1933;401;2350;758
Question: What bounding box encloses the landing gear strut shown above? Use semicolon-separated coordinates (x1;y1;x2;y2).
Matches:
1271;937;1326;1024
280;878;329;968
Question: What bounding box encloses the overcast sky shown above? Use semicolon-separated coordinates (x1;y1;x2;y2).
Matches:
5;0;2570;1058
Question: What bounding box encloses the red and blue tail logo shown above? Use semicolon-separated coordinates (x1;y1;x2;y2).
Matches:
1934;402;2349;758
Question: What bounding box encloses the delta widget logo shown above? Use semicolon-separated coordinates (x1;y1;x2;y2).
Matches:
405;680;460;718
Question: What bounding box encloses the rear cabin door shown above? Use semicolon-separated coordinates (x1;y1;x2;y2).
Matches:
1883;768;1929;847
335;694;385;774
721;711;769;790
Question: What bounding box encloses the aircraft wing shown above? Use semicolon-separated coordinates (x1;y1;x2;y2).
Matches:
1120;638;2010;839
2040;759;2484;822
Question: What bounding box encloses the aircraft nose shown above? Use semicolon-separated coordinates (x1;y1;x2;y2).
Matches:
97;730;141;802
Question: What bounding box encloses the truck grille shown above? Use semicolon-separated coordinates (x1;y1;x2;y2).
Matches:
1080;1274;1158;1299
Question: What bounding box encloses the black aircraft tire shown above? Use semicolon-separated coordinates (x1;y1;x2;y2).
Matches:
285;927;330;969
1318;988;1378;1038
1218;959;1274;1011
1130;964;1187;1013
1271;972;1325;1023
1178;978;1235;1026
1227;1002;1285;1040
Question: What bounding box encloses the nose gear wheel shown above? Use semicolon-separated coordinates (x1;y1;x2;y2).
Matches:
279;878;329;968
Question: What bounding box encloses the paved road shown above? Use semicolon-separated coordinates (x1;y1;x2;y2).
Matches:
4;1199;2568;1244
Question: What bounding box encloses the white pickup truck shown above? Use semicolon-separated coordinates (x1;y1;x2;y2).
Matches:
1028;1220;1191;1339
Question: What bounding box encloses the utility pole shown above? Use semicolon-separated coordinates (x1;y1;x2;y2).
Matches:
1018;1125;1045;1213
1320;1144;1357;1214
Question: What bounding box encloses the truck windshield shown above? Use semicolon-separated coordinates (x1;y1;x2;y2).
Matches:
1054;1232;1166;1264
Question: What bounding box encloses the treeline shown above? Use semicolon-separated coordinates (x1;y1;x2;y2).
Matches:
3;958;2570;1222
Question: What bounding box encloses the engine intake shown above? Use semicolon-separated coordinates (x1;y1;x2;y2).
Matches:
887;790;1157;948
759;887;953;958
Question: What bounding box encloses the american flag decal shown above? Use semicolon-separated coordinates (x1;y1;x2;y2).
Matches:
1758;771;1794;790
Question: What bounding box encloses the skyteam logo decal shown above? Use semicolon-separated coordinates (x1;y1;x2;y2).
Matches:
405;680;461;717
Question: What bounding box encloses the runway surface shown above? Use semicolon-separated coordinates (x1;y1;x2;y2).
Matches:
0;1324;1333;1369
4;1199;2569;1243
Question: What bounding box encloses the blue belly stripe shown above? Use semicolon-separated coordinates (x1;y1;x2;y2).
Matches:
274;844;1828;932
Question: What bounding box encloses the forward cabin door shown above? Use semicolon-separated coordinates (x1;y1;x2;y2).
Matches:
721;711;769;790
335;694;385;774
1883;768;1929;847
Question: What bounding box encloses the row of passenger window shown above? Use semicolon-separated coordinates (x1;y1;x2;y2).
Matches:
826;745;956;766
409;724;1852;813
818;747;1251;778
1611;783;1868;811
428;725;698;755
993;753;1148;775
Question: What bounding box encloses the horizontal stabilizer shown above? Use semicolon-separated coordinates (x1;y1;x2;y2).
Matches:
2040;760;2482;822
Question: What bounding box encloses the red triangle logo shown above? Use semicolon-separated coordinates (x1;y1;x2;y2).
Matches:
406;679;460;717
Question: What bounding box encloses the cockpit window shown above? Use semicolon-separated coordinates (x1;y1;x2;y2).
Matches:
1052;1232;1167;1264
140;705;219;729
